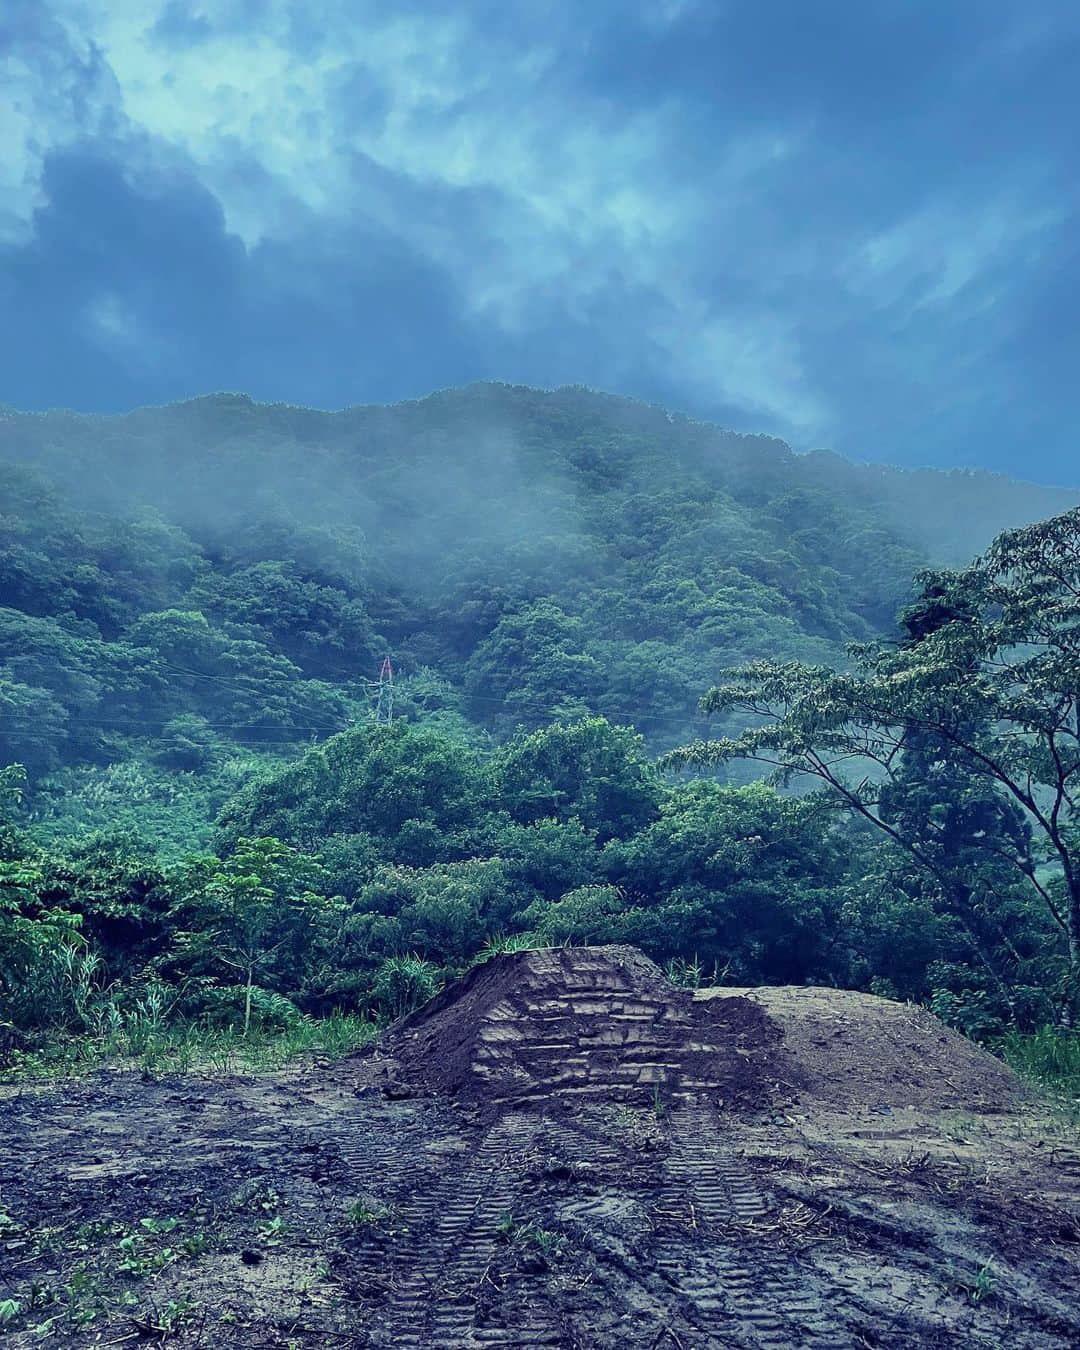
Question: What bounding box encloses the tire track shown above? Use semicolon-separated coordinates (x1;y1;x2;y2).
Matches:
377;1111;558;1347
658;1107;849;1348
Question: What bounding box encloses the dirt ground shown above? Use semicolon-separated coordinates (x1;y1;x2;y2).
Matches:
2;948;1079;1348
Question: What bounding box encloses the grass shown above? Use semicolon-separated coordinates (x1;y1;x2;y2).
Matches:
996;1026;1080;1123
0;1012;376;1082
998;1026;1080;1091
0;1202;233;1338
495;1212;568;1259
346;1198;392;1227
952;1258;998;1305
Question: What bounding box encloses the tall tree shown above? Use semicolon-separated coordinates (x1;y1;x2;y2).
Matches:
668;509;1080;1009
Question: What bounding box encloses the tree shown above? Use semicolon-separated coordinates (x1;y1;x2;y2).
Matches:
353;858;518;968
0;773;88;1033
216;722;491;860
669;509;1080;1011
599;780;851;982
493;717;660;841
174;838;332;1034
464;600;603;731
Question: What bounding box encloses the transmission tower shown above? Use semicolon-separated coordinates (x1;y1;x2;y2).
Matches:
374;655;395;723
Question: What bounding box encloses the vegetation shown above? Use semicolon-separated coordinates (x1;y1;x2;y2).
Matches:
670;508;1080;1024
0;384;1078;1084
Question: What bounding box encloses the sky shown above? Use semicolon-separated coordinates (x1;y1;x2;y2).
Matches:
1;1;1078;484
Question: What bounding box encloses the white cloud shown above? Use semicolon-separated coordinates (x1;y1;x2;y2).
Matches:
851;196;1062;315
669;308;827;433
0;15;115;242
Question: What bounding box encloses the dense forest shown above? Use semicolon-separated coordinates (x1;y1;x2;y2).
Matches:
2;383;1078;1072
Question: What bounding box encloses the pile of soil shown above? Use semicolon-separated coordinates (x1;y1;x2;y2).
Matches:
381;945;788;1111
698;984;1025;1112
382;946;1025;1118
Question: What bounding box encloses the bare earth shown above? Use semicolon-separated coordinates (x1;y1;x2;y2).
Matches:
1;946;1078;1348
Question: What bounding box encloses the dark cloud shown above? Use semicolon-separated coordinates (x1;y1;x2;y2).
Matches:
2;1;1078;485
0;148;485;411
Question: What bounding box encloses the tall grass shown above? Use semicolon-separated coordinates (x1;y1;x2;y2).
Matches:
997;1025;1080;1119
2;1012;375;1082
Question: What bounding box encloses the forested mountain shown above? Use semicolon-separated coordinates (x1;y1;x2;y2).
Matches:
1;383;1077;1059
2;383;1073;784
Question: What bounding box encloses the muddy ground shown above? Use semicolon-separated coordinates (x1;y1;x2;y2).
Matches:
1;953;1079;1348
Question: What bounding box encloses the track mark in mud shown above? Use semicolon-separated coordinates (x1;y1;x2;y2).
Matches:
658;1107;849;1349
540;1113;627;1170
373;1112;559;1348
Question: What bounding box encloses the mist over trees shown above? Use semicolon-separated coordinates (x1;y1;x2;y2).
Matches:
1;382;1078;1057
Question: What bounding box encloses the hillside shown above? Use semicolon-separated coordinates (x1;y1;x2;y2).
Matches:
1;382;1078;1074
2;384;1074;803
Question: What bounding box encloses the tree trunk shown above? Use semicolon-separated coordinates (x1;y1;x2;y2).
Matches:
244;967;254;1038
1066;881;1080;1027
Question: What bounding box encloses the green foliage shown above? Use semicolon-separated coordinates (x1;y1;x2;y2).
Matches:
671;508;1080;1014
347;1198;391;1226
2;387;1078;1070
354;858;517;967
216;722;489;861
493;718;660;841
997;1025;1080;1112
597;781;851;983
369;954;442;1020
172;837;336;1033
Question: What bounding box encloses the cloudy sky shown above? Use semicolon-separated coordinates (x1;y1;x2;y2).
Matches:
2;1;1078;482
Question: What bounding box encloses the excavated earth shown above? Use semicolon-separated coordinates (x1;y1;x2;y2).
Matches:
1;945;1079;1348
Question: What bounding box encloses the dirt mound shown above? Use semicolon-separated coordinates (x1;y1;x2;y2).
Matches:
383;945;787;1110
383;947;1025;1118
698;984;1025;1112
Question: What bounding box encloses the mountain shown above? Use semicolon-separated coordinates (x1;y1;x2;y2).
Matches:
1;382;1075;847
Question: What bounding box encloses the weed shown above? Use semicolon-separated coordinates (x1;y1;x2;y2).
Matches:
0;1299;21;1328
63;1264;99;1299
956;1259;998;1304
73;1219;124;1249
61;1264;105;1328
257;1215;285;1244
0;1013;375;1083
25;1282;53;1311
31;1225;61;1255
516;1221;567;1259
473;933;541;965
116;1230;178;1279
233;1179;282;1214
494;1213;567;1259
182;1231;213;1258
346;1198;391;1226
665;955;704;988
608;1102;663;1148
652;1082;666;1118
140;1215;180;1236
664;955;730;988
135;1297;198;1336
997;1027;1080;1131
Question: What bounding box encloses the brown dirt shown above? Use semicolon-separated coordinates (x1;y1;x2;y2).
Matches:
381;946;787;1114
695;984;1026;1113
0;947;1076;1348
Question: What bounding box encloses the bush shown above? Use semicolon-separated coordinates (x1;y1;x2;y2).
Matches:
370;955;442;1021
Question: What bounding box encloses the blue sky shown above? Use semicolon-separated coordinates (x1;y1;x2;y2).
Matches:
2;1;1078;483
